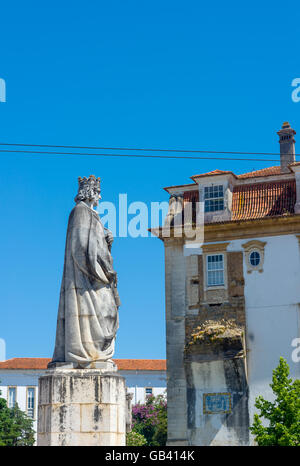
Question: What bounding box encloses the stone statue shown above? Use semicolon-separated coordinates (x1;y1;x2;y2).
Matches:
49;175;120;368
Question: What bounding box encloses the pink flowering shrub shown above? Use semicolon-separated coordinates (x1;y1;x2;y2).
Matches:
131;394;167;446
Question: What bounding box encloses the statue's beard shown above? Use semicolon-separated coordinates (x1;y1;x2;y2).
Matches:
84;195;99;207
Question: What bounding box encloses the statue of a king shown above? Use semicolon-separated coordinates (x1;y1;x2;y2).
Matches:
49;175;120;368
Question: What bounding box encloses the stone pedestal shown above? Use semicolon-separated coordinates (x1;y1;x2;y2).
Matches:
37;364;126;446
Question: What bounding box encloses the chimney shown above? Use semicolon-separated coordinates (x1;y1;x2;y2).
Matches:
277;122;296;173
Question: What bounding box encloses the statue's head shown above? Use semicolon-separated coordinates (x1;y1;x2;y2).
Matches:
74;175;101;207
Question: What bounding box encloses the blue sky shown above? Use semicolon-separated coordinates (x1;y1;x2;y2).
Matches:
0;0;299;360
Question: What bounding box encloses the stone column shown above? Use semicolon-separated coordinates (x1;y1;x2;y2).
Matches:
37;364;126;446
164;237;188;446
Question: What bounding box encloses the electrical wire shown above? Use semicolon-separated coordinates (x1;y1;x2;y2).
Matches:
0;148;288;163
0;141;299;157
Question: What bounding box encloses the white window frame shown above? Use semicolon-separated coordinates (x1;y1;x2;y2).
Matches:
26;386;36;419
206;254;225;287
145;387;153;398
7;386;17;409
204;185;224;213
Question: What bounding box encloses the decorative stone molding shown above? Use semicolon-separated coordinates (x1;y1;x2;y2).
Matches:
242;240;266;273
150;214;300;243
202;242;230;253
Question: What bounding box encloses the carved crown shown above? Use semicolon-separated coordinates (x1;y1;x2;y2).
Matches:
78;175;101;191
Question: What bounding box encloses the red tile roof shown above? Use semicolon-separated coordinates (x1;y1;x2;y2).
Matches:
114;359;166;371
182;179;296;222
190;166;287;181
191;169;235;179
0;358;166;371
0;358;51;370
237;166;282;179
165;166;292;193
232;180;296;220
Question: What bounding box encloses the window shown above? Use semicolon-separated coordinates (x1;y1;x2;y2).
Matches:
204;185;224;212
145;387;153;397
27;387;35;419
8;387;16;408
207;254;224;287
242;240;266;273
249;251;260;267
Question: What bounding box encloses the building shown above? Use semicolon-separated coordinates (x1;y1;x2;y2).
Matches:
152;122;300;446
0;358;166;438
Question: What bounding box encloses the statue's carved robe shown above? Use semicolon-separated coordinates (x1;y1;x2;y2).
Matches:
52;201;120;365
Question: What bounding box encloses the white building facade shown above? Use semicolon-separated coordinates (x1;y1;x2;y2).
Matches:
152;122;300;446
0;358;166;440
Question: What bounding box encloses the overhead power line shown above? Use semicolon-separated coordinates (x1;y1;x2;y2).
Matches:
0;148;284;162
0;141;299;157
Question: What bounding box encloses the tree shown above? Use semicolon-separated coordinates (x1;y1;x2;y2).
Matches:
131;394;167;446
250;357;300;446
0;389;35;446
126;431;147;446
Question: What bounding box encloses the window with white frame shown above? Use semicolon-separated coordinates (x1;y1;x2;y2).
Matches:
8;387;16;408
204;185;224;212
145;387;153;397
27;387;35;419
206;254;224;287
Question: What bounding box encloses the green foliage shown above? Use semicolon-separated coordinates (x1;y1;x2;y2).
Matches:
126;430;147;446
131;393;167;446
151;409;167;447
250;357;300;446
0;389;35;446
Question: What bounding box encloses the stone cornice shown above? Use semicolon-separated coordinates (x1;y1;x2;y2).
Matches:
150;214;300;243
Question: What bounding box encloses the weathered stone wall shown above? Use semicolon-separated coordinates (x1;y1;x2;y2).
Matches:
164;239;250;445
164;239;188;446
164;227;300;446
185;358;249;445
184;250;249;445
37;369;126;446
186;252;246;341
